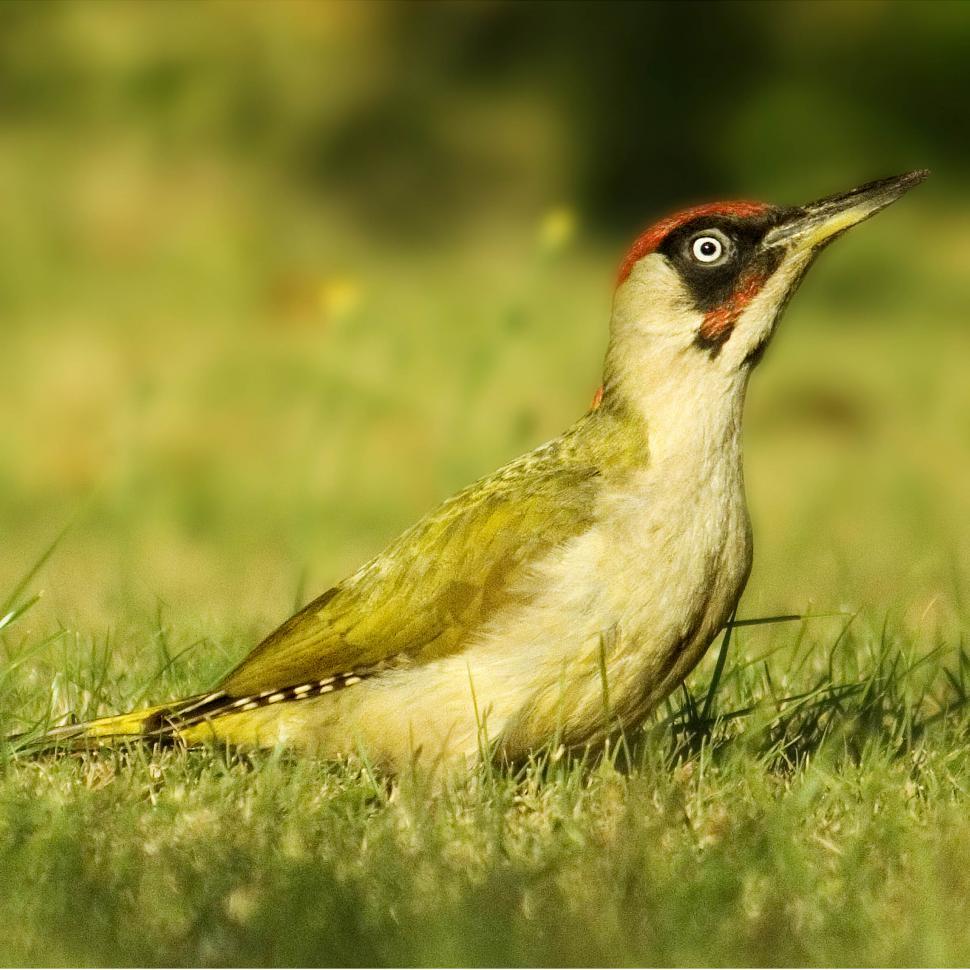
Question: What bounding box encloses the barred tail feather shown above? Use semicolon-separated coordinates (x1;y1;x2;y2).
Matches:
21;692;221;753
19;668;375;754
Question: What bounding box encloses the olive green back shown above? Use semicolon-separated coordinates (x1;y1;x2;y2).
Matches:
221;405;647;697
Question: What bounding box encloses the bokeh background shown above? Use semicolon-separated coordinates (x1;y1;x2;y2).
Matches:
1;0;968;674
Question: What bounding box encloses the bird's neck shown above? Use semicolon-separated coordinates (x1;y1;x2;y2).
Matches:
600;338;750;478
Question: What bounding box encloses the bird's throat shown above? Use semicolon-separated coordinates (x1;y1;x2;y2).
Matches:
600;340;749;476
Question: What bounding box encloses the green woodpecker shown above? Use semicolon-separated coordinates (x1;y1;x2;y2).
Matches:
36;171;926;769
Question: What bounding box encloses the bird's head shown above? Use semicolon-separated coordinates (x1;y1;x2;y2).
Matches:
604;171;927;400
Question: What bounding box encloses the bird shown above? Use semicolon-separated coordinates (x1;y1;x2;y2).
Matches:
30;171;927;771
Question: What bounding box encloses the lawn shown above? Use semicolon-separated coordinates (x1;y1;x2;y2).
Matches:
3;4;970;965
2;597;970;965
3;175;970;963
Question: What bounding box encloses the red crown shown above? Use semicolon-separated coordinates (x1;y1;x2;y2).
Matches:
617;201;770;285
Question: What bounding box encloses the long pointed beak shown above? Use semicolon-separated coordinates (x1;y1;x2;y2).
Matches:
763;170;929;253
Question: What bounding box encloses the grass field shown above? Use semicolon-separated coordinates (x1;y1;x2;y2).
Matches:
2;173;970;965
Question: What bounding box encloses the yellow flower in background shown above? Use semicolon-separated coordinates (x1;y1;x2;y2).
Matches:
318;276;362;320
537;206;577;253
268;272;363;326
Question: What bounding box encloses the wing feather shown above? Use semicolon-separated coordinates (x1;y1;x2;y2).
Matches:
220;429;603;697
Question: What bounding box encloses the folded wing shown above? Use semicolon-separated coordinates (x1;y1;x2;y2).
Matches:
220;429;602;697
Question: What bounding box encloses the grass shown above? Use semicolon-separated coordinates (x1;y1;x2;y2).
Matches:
3;553;970;965
1;101;969;963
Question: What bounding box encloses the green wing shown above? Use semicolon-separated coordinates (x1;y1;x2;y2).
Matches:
220;418;618;697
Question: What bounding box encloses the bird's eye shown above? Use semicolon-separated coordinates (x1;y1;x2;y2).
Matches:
691;235;724;263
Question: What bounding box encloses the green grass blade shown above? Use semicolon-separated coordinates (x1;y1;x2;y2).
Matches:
700;606;737;724
0;593;42;634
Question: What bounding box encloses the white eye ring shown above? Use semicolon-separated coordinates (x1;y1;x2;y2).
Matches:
691;235;724;263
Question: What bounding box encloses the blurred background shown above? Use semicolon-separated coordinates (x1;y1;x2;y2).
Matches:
1;0;968;673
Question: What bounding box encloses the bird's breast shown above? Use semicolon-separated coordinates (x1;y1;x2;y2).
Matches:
458;440;753;749
595;450;751;661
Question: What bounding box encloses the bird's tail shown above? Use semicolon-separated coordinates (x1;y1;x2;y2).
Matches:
14;690;243;754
